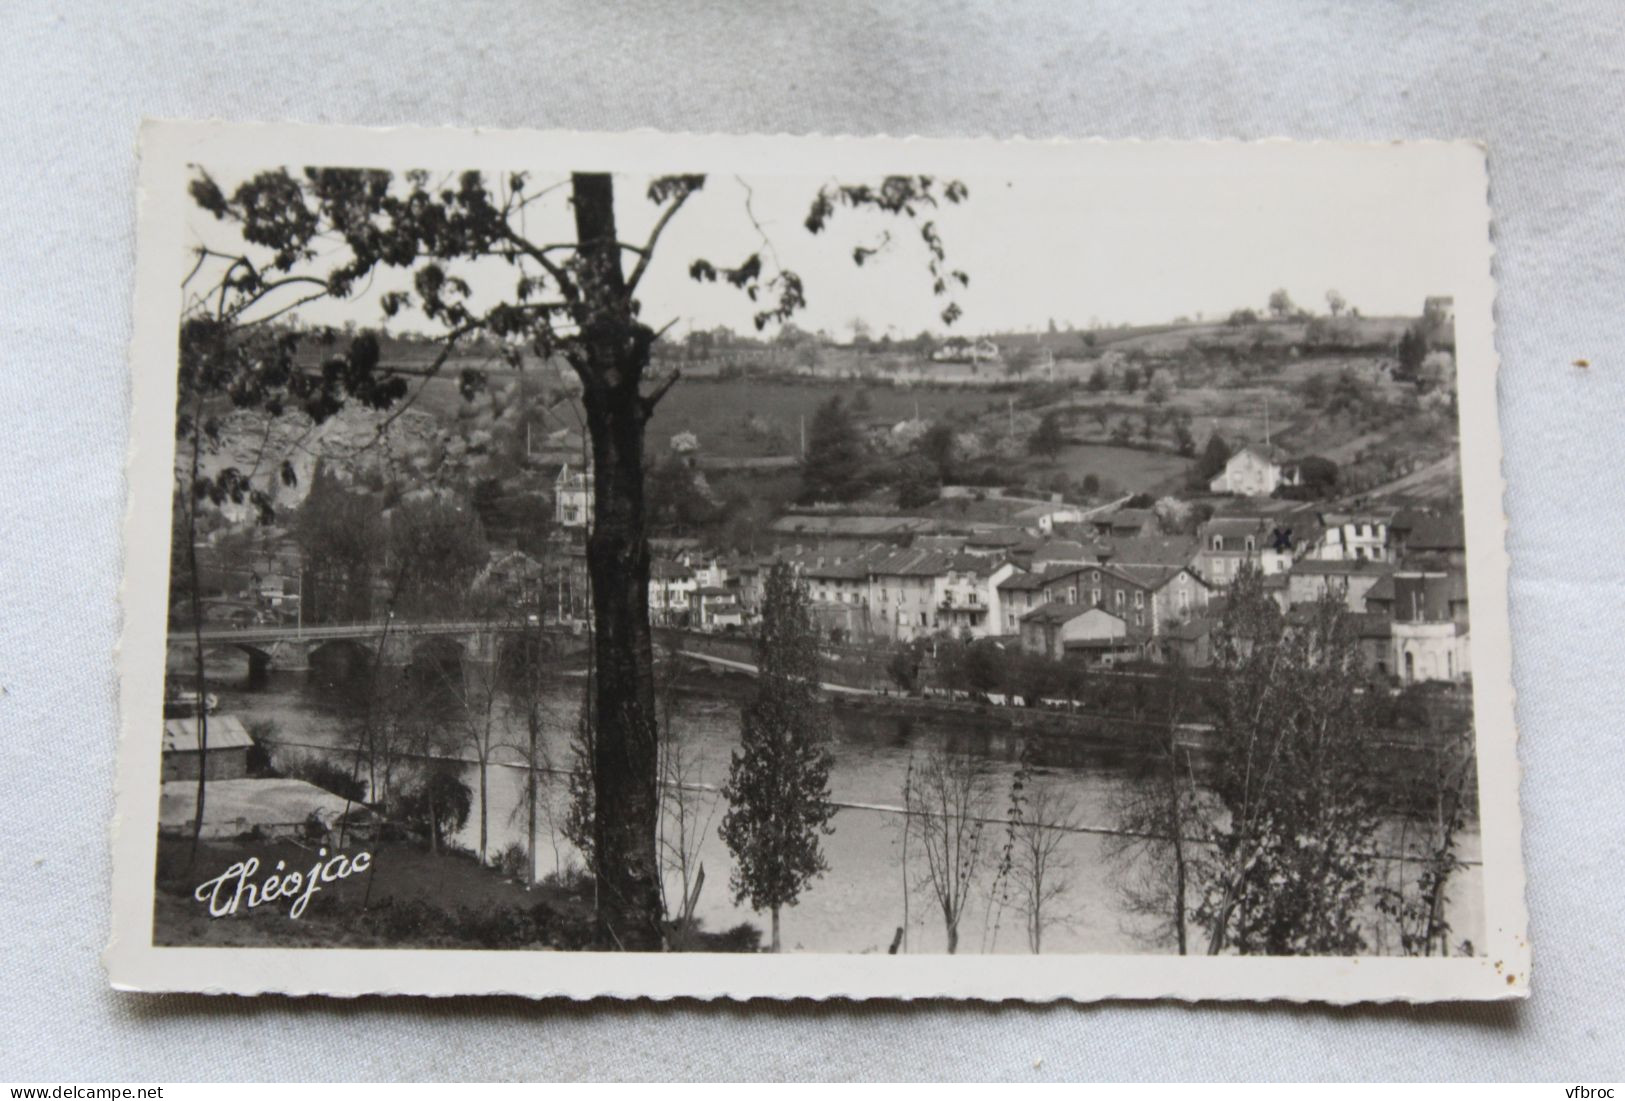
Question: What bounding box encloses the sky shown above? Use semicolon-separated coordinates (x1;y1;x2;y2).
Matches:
184;153;1463;341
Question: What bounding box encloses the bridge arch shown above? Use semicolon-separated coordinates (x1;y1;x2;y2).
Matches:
308;638;374;683
408;635;468;690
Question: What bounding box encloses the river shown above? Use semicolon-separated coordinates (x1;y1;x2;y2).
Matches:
202;660;1484;956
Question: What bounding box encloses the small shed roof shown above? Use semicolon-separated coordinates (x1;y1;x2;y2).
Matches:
163;715;253;754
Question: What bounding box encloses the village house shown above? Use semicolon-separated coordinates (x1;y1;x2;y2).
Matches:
1011;500;1089;534
1197;516;1297;586
688;555;729;591
1087;507;1155;540
1286;558;1394;613
689;586;744;631
959;527;1029;560
866;547;953;642
1011;561;1210;639
648;558;697;626
726;558;768;619
1364;570;1471;684
996;566;1060;634
937;555;1023;640
788;548;877;638
1114;564;1213;635
1392;510;1467;570
1305;511;1392;562
162;714;254;782
1019;603;1131;662
554;463;593;528
1208;445;1300;496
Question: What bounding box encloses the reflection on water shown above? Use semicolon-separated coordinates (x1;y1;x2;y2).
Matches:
209;667;1484;955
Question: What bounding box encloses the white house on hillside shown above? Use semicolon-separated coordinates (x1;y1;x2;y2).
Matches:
1305;512;1391;562
555;463;593;528
1208;446;1299;496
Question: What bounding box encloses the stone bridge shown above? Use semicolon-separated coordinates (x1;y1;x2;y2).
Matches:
168;618;587;680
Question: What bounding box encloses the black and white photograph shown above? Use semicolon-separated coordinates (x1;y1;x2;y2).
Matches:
107;123;1521;1001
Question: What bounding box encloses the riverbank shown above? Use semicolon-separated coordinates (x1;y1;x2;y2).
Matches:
661;653;1465;766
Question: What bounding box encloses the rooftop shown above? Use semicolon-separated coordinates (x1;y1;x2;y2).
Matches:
869;547;955;578
1291;558;1396;576
1201;516;1269;538
1101;535;1200;569
1111;563;1204;590
1000;563;1086;591
769;514;935;538
1404;512;1467;551
163;715;254;754
1022;603;1125;627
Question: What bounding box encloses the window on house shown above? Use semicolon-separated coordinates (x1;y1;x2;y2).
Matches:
1068;587;1077;604
1091;588;1101;605
1135;609;1143;627
1135;591;1144;608
1212;536;1224;551
1179;589;1189;611
1115;591;1125;608
1245;536;1255;552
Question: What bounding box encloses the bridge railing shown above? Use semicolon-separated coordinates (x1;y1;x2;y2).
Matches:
171;617;582;642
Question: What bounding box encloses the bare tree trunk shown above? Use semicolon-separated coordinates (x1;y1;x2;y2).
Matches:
184;417;209;871
771;906;781;953
572;173;664;951
528;646;541;886
1168;745;1189;956
899;759;912;954
478;747;489;866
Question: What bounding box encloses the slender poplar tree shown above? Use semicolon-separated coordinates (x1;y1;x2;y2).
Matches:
719;564;837;951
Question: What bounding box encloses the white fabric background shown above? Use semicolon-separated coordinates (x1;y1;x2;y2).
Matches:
1;0;1621;1081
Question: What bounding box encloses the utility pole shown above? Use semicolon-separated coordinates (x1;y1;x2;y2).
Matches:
800;414;806;458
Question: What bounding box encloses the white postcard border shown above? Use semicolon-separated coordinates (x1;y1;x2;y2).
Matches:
108;119;1527;1002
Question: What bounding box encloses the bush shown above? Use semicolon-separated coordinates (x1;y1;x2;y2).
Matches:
358;898;451;943
540;863;596;899
396;769;473;850
496;842;530;880
669;920;765;953
281;753;366;803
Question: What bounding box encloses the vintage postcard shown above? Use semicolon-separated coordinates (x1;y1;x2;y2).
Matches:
108;121;1526;1001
